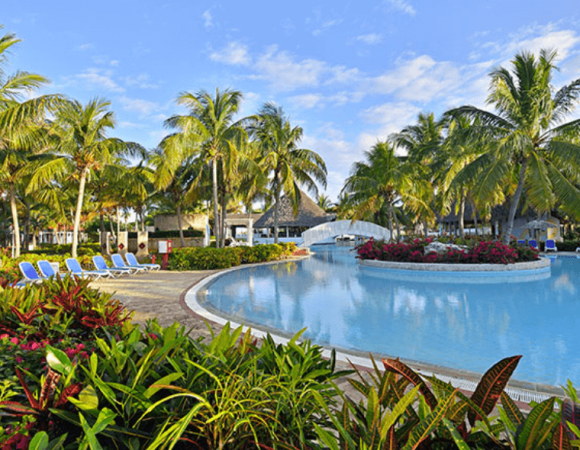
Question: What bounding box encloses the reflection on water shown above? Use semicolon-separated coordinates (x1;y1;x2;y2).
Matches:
199;247;580;386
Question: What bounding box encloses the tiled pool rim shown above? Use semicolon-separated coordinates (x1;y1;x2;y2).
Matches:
182;256;564;402
359;257;551;272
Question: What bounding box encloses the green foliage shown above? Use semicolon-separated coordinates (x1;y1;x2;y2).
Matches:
27;243;101;256
168;243;296;270
315;355;571;449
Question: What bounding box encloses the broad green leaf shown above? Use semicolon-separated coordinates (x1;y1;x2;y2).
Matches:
46;345;73;376
380;385;420;439
143;373;182;399
516;397;556;450
28;431;49;450
69;385;98;412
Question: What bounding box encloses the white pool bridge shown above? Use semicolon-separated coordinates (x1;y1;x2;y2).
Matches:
299;220;391;247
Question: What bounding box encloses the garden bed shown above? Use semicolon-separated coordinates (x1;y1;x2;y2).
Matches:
360;257;550;272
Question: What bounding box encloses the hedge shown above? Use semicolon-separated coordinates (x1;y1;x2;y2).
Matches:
168;243;297;270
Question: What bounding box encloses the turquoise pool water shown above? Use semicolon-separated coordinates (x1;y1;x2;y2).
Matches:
198;245;580;386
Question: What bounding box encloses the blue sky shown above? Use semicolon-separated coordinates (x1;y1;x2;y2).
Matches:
4;1;580;201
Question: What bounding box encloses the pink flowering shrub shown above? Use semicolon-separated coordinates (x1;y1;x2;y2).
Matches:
356;238;539;264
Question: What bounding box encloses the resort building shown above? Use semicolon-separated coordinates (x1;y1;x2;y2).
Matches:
253;192;335;244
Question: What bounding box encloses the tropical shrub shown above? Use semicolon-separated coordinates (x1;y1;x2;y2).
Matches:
168;243;296;270
356;237;540;264
0;277;349;449
315;356;579;449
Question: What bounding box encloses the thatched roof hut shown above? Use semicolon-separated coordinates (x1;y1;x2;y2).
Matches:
254;192;335;229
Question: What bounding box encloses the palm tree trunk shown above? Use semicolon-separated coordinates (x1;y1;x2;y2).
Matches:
394;210;401;242
176;204;186;247
422;219;428;237
220;192;227;247
458;193;465;238
212;157;220;248
140;207;145;232
100;213;105;234
274;181;280;244
72;169;88;258
9;183;21;258
116;208;120;238
387;204;394;243
24;202;31;250
502;158;528;245
473;205;478;236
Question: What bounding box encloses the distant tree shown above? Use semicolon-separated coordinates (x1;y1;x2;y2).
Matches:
254;103;327;243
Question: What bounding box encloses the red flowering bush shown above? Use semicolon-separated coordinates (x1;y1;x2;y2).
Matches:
356;238;540;264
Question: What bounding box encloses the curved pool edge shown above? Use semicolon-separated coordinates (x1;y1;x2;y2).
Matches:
359;257;551;272
181;257;563;402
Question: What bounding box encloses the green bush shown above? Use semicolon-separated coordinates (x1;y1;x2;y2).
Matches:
558;240;580;251
168;243;296;270
28;243;101;256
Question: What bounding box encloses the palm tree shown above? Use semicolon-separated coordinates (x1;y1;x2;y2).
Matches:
30;98;142;257
0;28;64;257
316;194;334;212
164;88;249;248
254;103;327;243
446;49;580;244
151;143;202;247
341;141;426;240
391;112;442;235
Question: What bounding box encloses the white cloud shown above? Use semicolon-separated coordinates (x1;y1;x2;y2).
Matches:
290;94;324;109
121;73;158;89
356;33;383;45
312;18;343;36
252;45;327;91
76;68;124;93
77;43;94;51
210;41;251;66
384;0;416;16
358;102;422;155
110;60;119;66
202;10;213;28
119;96;160;117
372;55;462;102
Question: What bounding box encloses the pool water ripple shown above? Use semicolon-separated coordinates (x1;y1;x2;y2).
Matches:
197;245;580;386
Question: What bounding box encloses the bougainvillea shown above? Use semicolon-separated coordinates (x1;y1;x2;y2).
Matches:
356;238;539;264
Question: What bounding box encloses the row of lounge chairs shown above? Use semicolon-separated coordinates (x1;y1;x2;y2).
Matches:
17;252;160;286
516;239;557;252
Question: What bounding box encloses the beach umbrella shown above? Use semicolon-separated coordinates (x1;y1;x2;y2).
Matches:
525;219;557;230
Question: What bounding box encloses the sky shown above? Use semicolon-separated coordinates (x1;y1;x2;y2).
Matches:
4;1;580;202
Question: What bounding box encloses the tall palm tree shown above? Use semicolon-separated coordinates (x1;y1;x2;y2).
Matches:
254;103;327;243
30;98;142;257
446;49;580;244
0;28;64;256
316;194;334;212
164;88;249;248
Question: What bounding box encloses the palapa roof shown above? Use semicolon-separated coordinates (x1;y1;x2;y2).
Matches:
254;192;334;228
225;213;263;227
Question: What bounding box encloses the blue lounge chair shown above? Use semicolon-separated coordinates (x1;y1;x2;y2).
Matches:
65;258;111;280
111;254;146;273
126;252;160;271
545;239;557;252
517;239;526;246
18;262;45;284
528;239;538;250
37;260;60;278
93;255;132;277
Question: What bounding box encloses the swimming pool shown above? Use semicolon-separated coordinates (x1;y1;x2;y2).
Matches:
195;245;580;386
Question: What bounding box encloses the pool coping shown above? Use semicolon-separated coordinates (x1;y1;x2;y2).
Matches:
180;256;565;402
359;257;551;272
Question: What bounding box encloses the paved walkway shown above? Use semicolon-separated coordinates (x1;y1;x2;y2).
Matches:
92;270;221;342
